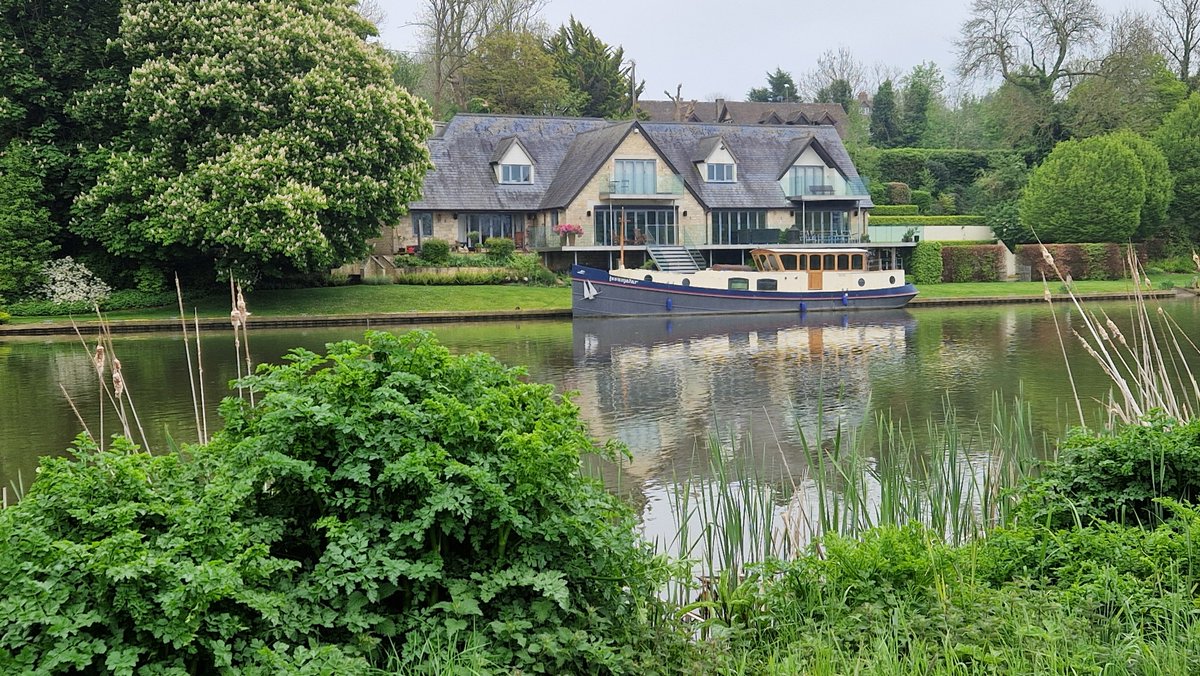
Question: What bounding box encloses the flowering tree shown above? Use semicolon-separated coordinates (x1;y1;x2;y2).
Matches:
73;0;433;281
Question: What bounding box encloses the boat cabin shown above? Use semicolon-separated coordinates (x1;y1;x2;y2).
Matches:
750;248;868;273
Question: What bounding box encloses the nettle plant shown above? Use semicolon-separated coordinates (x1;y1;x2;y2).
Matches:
0;331;667;673
39;256;111;305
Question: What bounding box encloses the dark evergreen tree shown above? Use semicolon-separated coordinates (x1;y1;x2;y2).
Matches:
546;17;642;118
747;67;798;102
816;78;854;114
870;80;901;147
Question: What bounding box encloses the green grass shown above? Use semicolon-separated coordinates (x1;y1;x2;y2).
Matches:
915;273;1197;299
7;284;573;324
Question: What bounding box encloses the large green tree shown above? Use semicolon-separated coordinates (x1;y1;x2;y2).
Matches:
0;141;56;302
73;0;433;281
1019;135;1147;243
547;17;641;118
869;80;901;148
747;67;799;103
1109;131;1174;239
1152;92;1200;244
461;29;583;115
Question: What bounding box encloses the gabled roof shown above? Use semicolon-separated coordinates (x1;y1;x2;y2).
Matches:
637;100;849;137
760;110;785;125
489;136;535;165
777;136;846;180
690;135;726;163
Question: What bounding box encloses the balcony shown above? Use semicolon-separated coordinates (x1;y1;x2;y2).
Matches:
599;173;685;200
784;177;870;201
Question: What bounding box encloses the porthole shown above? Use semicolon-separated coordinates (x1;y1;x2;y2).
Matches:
644;275;653;281
889;275;896;285
858;278;866;287
682;278;691;287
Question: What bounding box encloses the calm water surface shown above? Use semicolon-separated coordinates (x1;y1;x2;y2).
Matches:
3;298;1199;533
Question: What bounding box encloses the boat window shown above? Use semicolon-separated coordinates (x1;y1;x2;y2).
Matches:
823;254;835;270
797;255;807;270
837;254;850;270
757;279;778;291
809;254;821;270
781;255;799;271
767;255;781;271
852;254;864;270
728;277;750;290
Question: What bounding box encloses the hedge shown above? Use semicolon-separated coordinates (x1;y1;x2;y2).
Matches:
7;290;180;317
870;215;987;225
910;241;944;285
856;148;1023;192
886;182;911;205
872;205;919;216
941;244;1005;282
1014;243;1144;281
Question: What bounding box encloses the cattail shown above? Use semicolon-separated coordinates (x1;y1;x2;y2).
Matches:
236;287;250;325
1043;286;1052;303
112;358;124;398
230;308;241;329
1192;249;1199;272
1106;318;1126;346
1065;273;1073;286
93;344;105;375
1041;245;1054;267
1143;275;1152;289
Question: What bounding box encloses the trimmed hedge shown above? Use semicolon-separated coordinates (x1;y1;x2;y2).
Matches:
941;244;1005;282
886;182;911;205
419;238;451;265
858;148;1023;192
1014;243;1143;281
872;205;919;216
910;241;944;285
870;215;987;225
7;290;180;317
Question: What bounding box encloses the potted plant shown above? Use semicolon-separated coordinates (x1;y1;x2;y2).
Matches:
553;223;583;246
466;231;481;251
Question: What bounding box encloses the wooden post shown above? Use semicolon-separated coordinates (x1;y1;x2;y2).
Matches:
619;208;626;270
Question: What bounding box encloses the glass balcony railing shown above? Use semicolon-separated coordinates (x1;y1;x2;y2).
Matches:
783;177;870;199
599;173;685;198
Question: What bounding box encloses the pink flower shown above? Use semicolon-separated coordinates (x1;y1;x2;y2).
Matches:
553;223;583;235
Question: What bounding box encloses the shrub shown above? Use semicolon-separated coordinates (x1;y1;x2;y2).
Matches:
0;310;9;324
38;256;111;306
940;244;1004;282
910;240;943;284
7;289;178;316
419;238;451;265
483;236;515;261
509;253;557;285
361;274;394;285
0;332;668;673
872;204;919;216
868;215;987;225
1015;243;1138;281
910;189;933;213
885;181;911;205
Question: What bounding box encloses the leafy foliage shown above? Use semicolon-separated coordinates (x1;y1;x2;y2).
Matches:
72;0;433;282
547;18;641;118
910;240;944;284
1153;92;1200;245
940;244;1004;282
747;67;798;103
1109;131;1174;239
418;238;451;265
869;80;900;148
1019;135;1146;243
0;331;669;673
869;215;986;225
0;141;56;302
483;236;515;261
462;30;583;116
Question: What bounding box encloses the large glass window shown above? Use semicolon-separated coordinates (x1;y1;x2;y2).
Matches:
787;166;826;195
707;163;735;182
794;210;849;243
411;212;433;237
464;213;516;241
613;159;656;194
500;164;531;184
593;207;675;245
712;210;767;244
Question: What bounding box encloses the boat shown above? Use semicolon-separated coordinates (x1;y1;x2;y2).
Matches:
571;248;917;317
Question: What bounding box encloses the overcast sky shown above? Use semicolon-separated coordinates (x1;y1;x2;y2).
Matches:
374;0;1164;101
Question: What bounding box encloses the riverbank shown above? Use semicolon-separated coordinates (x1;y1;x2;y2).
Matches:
1;277;1193;336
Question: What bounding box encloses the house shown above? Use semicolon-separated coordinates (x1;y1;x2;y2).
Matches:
637;98;849;138
396;113;896;270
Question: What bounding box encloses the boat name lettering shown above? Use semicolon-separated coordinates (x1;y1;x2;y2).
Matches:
608;275;640;285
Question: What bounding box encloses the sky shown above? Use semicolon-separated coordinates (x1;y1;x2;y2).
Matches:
374;0;1165;101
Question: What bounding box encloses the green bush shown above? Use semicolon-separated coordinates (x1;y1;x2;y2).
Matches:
7;289;179;317
1015;243;1135;281
361;274;394;285
419;238;451;265
0;332;669;673
885;181;911;205
483;236;515;261
910;189;933;214
871;204;919;216
509;253;557;285
0;310;9;324
910;240;943;284
940;244;1004;282
868;215;987;225
875;148;1015;191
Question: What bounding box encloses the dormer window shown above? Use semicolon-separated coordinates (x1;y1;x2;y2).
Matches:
707;163;735;182
500;163;531;184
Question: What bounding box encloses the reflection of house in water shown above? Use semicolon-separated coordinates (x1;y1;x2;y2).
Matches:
570;312;914;481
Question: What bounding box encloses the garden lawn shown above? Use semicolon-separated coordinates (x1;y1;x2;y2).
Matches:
7;284;573;324
915;273;1197;299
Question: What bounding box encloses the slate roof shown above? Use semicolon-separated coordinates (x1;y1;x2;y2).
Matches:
637;100;849;138
410;114;871;213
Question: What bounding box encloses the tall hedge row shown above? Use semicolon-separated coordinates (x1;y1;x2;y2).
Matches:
910;241;943;285
854;148;1022;192
872;205;920;216
870;215;987;225
1015;243;1142;281
941;245;1005;282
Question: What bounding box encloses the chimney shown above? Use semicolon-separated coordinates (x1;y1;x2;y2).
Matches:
715;98;725;121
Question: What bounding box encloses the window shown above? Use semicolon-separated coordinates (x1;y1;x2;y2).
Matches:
728;277;749;290
781;255;799;271
613;159;656;194
464;213;516;241
593;207;675;245
411;212;433;237
794;210;850;243
500;164;531;184
712;210;766;244
756;279;778;291
707;163;735;182
823;254;835;270
852;254;864;270
787;166;825;195
837;254;850;270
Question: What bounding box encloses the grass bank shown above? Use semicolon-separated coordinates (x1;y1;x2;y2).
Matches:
914;272;1196;298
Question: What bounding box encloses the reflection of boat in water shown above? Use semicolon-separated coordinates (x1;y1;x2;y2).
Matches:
573;310;915;365
571;248;917;317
